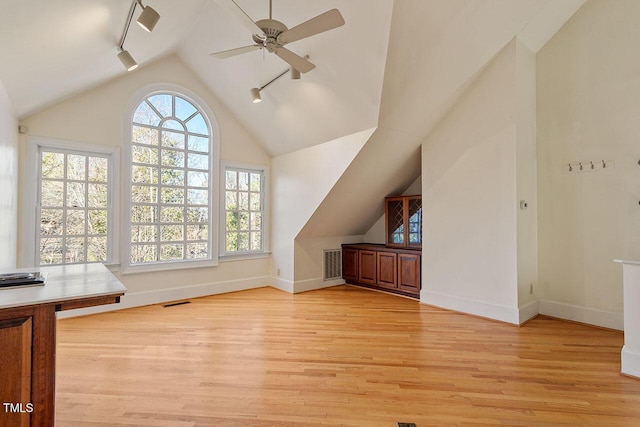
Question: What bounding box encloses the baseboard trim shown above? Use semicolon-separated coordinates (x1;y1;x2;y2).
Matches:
420;290;520;325
622;346;640;379
293;277;345;293
270;277;294;293
538;299;623;331
56;275;270;319
518;299;539;325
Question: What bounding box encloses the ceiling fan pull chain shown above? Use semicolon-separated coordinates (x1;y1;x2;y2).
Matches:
269;0;272;20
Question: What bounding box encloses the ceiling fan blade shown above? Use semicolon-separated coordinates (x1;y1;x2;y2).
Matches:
213;0;264;36
274;47;316;73
277;9;345;45
210;45;262;58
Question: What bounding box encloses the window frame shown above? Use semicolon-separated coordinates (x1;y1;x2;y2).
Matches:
22;136;120;268
122;84;220;274
220;162;269;260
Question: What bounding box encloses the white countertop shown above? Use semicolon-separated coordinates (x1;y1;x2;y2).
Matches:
0;263;127;310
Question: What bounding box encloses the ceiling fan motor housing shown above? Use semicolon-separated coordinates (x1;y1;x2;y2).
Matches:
253;19;289;51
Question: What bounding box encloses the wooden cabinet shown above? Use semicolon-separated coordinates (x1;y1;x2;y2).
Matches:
358;250;377;285
342;195;422;299
342;247;359;283
0;306;55;427
385;195;422;249
398;253;421;293
342;244;421;298
377;252;397;289
0;264;126;427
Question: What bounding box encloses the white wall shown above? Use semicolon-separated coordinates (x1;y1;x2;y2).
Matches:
537;0;640;329
0;79;18;269
17;55;272;310
421;40;523;324
270;128;372;292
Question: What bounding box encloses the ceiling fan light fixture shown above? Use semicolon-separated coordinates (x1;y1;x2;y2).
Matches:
250;88;262;103
136;2;160;32
118;49;138;71
290;67;301;80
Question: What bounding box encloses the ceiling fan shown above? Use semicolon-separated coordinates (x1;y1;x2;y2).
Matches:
210;0;345;73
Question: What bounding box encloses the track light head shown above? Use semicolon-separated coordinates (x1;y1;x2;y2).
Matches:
117;49;138;71
250;88;262;103
137;3;160;32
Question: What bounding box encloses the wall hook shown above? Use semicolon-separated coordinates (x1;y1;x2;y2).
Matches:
590;161;594;169
579;162;583;171
602;160;606;168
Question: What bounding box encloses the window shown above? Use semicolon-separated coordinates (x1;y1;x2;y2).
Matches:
126;91;216;270
23;138;118;267
223;165;267;255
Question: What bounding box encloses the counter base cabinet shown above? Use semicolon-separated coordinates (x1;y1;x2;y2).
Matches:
398;253;421;293
0;263;125;427
377;252;397;290
0;305;56;427
342;244;421;299
358;250;377;285
342;248;359;283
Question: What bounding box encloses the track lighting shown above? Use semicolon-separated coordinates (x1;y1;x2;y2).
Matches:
136;1;160;33
116;0;160;71
250;58;307;104
117;50;138;71
250;88;262;103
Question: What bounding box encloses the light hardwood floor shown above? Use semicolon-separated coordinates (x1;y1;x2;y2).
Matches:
56;285;640;426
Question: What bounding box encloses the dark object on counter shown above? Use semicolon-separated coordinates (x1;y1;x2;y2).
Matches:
0;272;46;288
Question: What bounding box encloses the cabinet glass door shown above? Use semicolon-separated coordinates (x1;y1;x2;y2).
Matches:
407;197;422;248
386;198;405;246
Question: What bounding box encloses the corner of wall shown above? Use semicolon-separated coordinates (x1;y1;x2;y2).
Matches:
0;78;18;269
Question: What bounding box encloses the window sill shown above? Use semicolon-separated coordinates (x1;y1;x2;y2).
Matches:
119;259;219;275
218;252;271;263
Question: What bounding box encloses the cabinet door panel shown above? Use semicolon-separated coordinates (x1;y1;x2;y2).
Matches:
398;254;421;293
342;248;359;283
385;197;405;247
358;250;377;285
0;316;32;427
377;252;397;289
407;196;422;248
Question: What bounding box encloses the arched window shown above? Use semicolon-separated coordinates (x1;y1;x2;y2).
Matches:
125;90;217;271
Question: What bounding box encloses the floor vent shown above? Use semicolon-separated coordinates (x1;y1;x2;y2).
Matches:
163;301;191;308
323;249;342;281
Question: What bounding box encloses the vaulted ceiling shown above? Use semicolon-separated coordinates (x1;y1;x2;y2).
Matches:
0;0;585;157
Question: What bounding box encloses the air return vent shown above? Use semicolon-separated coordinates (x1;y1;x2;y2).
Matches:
323;249;342;281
